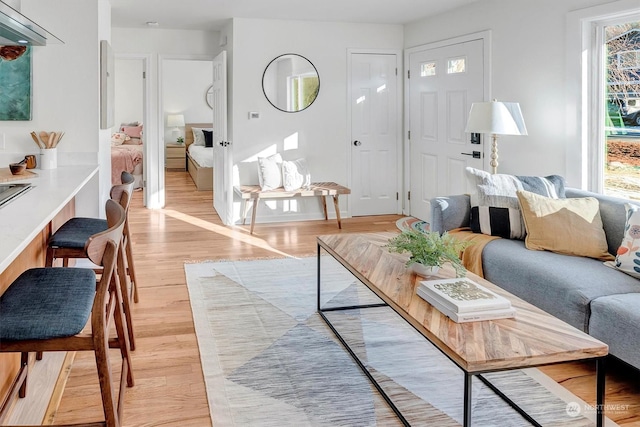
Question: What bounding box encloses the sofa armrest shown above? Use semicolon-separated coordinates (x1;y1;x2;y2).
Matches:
430;194;471;234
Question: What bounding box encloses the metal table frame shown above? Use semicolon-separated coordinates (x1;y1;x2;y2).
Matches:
316;244;606;427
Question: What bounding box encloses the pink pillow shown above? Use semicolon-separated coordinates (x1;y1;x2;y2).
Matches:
123;137;143;145
121;125;143;138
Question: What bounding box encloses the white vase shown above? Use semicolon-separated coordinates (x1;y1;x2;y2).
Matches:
411;263;440;277
40;148;57;170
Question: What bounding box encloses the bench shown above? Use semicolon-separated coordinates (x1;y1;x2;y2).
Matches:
234;182;351;234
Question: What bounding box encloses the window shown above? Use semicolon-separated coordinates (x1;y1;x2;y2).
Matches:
603;21;640;200
421;62;436;77
447;57;466;74
617;50;640;69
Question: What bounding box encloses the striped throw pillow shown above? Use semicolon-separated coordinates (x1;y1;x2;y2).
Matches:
466;167;565;240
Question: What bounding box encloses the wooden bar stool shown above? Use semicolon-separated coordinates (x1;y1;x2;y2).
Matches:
45;172;138;351
0;200;133;427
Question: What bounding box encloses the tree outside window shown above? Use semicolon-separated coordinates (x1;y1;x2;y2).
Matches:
605;22;640;200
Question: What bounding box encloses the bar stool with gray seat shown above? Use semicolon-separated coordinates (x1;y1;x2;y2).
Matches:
45;171;138;350
0;199;133;427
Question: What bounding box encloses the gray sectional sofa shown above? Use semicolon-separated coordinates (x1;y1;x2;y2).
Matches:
430;188;640;370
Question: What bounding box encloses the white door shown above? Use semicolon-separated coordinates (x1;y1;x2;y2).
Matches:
212;51;232;224
408;39;485;221
350;53;400;216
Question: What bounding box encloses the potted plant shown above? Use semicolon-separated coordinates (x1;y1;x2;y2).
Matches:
386;229;471;277
176;136;184;144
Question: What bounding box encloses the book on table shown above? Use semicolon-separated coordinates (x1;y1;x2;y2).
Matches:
416;277;515;323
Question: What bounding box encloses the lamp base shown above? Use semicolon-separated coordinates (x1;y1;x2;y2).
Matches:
490;134;499;174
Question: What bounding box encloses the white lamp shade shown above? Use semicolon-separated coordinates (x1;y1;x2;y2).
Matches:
167;114;185;128
465;101;527;136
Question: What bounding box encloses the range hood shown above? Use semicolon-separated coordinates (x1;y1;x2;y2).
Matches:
0;1;62;46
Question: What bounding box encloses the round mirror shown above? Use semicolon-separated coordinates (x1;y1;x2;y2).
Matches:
205;85;213;109
262;54;320;113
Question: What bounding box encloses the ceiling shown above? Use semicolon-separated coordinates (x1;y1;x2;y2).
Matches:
109;0;479;32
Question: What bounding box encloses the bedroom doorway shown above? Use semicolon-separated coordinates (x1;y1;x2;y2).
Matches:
114;54;150;205
159;56;214;202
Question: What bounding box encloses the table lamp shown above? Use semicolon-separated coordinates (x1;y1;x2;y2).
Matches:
465;100;527;174
167;114;185;139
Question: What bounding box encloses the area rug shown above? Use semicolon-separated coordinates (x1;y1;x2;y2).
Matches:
185;256;608;426
396;216;430;233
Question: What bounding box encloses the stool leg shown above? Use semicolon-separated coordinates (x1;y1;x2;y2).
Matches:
123;221;139;304
111;274;135;388
18;352;28;398
93;316;121;427
45;246;55;268
117;244;136;352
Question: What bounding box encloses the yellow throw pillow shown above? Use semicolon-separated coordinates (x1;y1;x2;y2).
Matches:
516;190;614;261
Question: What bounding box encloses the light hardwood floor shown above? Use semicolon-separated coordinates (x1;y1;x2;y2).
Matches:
48;171;639;426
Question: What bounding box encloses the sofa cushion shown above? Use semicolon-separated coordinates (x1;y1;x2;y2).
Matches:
565;188;640;255
465;167;565;240
516;190;613;261
590;293;640;369
481;238;640;332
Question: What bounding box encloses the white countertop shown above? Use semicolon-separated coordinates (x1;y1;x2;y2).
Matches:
0;165;99;274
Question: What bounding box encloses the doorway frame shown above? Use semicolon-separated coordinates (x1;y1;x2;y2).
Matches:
114;53;153;207
403;30;491;215
157;54;214;208
346;48;404;216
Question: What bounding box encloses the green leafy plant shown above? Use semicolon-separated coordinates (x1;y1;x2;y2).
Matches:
386;229;471;277
176;136;184;144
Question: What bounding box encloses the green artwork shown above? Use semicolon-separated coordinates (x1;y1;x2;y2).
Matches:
0;45;32;121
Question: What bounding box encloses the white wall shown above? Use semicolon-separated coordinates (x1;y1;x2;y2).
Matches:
114;58;143;128
0;0;105;217
162;59;213;143
230;18;403;223
404;0;614;185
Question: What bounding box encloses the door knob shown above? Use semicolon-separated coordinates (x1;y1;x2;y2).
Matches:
353;140;362;146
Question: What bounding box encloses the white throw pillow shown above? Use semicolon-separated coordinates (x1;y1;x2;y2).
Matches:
191;127;213;146
111;132;130;146
257;153;283;190
607;203;640;278
282;158;311;191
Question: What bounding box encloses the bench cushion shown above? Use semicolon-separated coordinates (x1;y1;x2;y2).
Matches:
0;268;96;341
49;217;108;249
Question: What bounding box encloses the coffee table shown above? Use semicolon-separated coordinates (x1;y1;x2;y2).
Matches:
316;232;608;427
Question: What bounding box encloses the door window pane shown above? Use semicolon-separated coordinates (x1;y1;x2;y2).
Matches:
447;57;466;74
421;62;436;77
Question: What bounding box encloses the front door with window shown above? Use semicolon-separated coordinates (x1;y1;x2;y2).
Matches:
407;38;485;221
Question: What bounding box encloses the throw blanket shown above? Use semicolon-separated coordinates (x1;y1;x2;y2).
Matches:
111;146;142;184
449;228;500;278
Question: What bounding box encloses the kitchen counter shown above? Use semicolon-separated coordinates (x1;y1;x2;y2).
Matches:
0;165;99;275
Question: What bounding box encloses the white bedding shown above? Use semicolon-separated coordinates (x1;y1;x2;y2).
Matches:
188;145;214;167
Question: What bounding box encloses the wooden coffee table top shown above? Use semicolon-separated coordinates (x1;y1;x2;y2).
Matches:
318;232;608;373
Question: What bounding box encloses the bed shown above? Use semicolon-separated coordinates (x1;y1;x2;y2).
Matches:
185;123;214;191
111;123;144;189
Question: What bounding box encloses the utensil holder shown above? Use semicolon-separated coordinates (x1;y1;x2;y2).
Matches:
40;148;57;170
